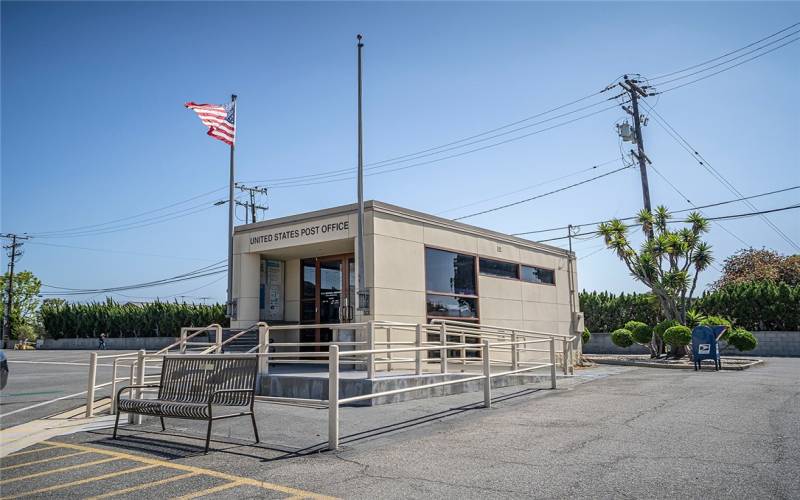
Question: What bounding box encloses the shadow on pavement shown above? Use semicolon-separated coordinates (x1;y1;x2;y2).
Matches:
83;386;545;462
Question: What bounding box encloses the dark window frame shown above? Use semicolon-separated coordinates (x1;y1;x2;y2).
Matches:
520;265;557;286
478;257;520;280
424;245;480;322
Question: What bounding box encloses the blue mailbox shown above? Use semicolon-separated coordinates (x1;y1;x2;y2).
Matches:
691;325;727;371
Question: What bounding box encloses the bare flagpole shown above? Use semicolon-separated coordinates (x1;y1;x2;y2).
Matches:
227;94;237;318
356;34;369;314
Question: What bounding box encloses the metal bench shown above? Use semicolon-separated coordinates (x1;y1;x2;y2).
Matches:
114;354;259;453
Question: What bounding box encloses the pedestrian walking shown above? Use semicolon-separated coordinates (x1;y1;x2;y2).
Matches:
99;333;108;350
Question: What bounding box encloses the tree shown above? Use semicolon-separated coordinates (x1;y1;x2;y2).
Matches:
713;248;800;289
1;270;42;338
599;207;713;356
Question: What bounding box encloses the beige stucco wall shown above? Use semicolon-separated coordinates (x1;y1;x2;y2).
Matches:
231;202;581;349
370;209;580;339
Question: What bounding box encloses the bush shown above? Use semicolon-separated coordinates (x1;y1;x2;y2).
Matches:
625;321;652;344
611;328;634;348
694;282;800;331
14;323;37;343
699;315;732;328
654;319;679;340
726;328;758;352
582;328;591;345
685;310;706;328
663;325;692;347
579;291;662;333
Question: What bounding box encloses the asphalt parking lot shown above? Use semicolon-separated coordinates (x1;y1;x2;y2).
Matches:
2;356;798;499
0;350;136;429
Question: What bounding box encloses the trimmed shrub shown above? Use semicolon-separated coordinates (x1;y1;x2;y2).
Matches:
582;328;591;345
611;328;634;348
654;319;679;340
699;315;732;328
625;321;652;344
726;328;758;352
663;325;692;347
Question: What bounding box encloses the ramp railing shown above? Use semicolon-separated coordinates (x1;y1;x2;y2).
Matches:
85;319;576;418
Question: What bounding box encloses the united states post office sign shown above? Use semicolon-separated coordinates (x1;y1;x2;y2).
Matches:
244;216;352;251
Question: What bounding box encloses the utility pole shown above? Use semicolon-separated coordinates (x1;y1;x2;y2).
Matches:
566;225;577;340
618;75;655;239
2;233;28;349
235;183;269;223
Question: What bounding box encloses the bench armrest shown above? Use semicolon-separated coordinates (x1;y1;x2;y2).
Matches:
117;384;161;403
209;388;254;405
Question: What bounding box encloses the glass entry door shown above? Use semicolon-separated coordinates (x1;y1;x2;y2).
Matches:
299;254;355;351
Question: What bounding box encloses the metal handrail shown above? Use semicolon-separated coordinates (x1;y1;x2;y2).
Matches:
325;336;559;449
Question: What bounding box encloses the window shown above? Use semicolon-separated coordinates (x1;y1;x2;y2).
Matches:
426;294;478;318
479;257;518;279
521;265;555;285
425;248;476;296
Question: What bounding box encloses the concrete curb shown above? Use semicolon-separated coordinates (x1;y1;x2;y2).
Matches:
585;355;763;371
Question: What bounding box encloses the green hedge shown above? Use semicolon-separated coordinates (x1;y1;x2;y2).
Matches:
41;299;228;339
693;282;800;331
580;291;663;332
581;282;800;332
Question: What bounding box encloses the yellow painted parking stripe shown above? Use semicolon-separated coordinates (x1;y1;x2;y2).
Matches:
172;480;243;499
0;456;120;485
45;441;335;499
0;450;92;471
88;471;198;499
4;445;58;458
2;464;158;500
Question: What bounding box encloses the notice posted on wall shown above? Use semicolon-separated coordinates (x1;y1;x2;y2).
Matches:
260;259;284;321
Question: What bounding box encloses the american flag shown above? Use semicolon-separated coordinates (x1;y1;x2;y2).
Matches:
184;101;236;146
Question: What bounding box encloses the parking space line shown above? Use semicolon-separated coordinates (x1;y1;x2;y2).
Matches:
0;456;120;485
46;441;335;499
88;471;199;499
5;445;58;458
173;480;243;499
3;464;159;500
0;450;92;471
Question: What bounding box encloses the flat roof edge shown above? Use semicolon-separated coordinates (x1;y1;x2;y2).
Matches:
235;200;572;258
369;201;571;257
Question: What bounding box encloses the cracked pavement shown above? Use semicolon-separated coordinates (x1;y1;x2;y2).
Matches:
7;359;799;499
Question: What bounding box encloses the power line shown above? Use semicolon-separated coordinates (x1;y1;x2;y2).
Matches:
40;259;226;295
651;26;800;86
243;87;617;186
640;100;800;251
26;186;226;237
511;185;799;236
531;203;800;244
453;164;633;221
28;200;225;239
649;22;800;81
26;241;218;262
647;164;751;248
268;103;624;190
437;157;622;215
656;36;800;95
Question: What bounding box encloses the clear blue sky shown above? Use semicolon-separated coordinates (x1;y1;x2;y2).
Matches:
2;1;799;303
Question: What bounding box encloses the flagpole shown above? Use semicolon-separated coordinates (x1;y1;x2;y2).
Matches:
227;94;237;319
356;34;369;315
